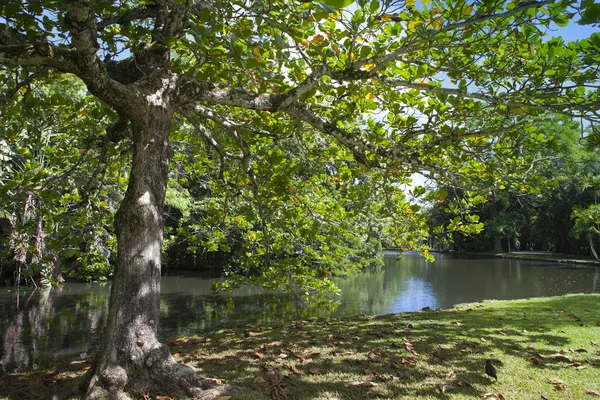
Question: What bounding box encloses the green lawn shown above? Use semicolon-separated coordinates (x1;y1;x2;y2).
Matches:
1;294;599;399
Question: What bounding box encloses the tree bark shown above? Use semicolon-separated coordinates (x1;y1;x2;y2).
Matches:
587;232;599;261
82;90;229;399
493;236;503;253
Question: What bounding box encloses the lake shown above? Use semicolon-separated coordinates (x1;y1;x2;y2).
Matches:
1;252;599;374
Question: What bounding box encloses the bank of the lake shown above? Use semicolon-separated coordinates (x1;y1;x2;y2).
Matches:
1;293;599;400
459;251;600;267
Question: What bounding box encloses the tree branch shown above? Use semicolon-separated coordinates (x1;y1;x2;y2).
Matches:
97;6;159;30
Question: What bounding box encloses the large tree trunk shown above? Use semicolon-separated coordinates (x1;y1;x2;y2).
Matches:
82;100;228;399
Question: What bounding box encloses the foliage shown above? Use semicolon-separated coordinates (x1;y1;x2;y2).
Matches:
427;116;600;255
0;71;126;283
1;0;599;287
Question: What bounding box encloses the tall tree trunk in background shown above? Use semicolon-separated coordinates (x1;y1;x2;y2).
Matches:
493;237;503;253
587;232;599;260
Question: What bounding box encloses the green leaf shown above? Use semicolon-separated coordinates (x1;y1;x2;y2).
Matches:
321;0;354;8
369;0;381;14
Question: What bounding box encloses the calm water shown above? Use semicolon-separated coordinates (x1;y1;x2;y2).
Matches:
1;253;599;373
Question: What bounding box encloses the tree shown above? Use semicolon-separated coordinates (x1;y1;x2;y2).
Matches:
1;0;599;398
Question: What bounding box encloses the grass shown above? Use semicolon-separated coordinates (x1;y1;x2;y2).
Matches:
1;294;599;399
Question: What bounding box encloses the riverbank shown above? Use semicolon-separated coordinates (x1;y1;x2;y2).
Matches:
1;293;599;399
462;251;600;267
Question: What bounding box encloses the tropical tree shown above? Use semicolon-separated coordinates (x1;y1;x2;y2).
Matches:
1;0;599;398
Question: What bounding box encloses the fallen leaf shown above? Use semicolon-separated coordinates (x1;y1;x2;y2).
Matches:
528;356;544;365
207;377;226;385
574;348;588;353
426;370;439;377
547;353;572;362
446;370;457;378
440;383;454;393
555;384;567;391
288;365;304;375
457;380;473;388
351;381;378;387
439;344;451;350
541;396;549;400
586;389;600;396
366;391;386;398
252;352;263;359
368;353;384;363
574;365;587;370
481;392;504;399
548;378;566;385
527;344;535;350
400;357;418;364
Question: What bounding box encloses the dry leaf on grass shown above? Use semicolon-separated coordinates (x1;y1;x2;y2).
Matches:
481;392;504;399
400;357;418;364
548;378;566;385
547;353;571;362
456;380;473;388
586;389;600;396
368;353;384;363
288;365;304;375
206;378;226;385
439;384;454;393
527;356;544;365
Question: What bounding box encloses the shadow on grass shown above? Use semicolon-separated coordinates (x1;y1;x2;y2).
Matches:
186;293;599;399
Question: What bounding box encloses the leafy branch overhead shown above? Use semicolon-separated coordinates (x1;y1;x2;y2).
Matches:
2;1;599;160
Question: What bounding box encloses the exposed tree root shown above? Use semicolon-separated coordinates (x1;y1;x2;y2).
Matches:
81;344;234;399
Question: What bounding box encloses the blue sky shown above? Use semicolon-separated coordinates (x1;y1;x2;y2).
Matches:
549;22;598;42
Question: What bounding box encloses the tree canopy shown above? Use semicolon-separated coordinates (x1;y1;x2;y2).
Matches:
1;0;600;398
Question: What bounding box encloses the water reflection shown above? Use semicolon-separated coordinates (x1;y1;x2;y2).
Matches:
1;253;599;374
